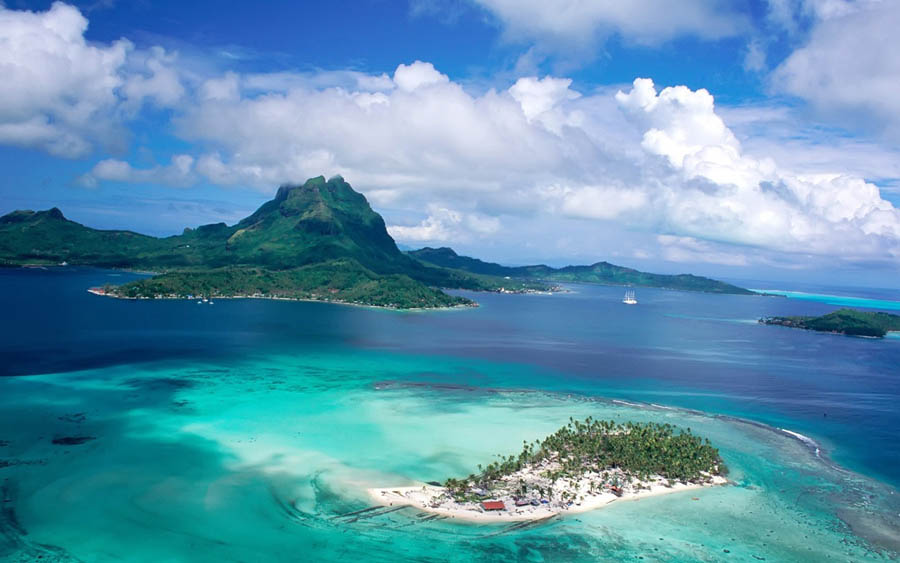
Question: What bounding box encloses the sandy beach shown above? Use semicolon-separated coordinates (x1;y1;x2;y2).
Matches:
368;474;727;523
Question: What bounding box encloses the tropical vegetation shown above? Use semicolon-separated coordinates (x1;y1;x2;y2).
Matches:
443;418;724;501
760;308;900;337
107;260;474;309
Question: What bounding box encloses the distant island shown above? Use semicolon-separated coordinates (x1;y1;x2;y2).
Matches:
760;308;900;338
370;418;726;522
408;247;752;295
1;175;750;309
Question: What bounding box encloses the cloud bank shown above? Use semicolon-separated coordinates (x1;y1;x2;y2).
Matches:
2;2;899;269
0;1;181;157
771;0;900;138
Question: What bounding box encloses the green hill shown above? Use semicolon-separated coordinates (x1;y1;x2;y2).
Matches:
0;207;164;267
408;247;752;295
760;308;900;337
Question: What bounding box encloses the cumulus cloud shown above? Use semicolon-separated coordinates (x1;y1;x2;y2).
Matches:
0;2;128;156
392;61;449;92
79;154;195;187
718;104;900;193
5;3;899;266
508;76;583;133
175;61;604;199
102;57;900;261
0;2;184;157
387;205;501;243
121;46;185;110
616;78;900;258
771;1;900;137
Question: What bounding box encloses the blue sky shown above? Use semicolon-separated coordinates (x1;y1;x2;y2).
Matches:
1;0;899;285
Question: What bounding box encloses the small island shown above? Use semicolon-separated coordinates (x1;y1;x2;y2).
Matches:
760;308;900;338
369;418;727;522
88;260;476;310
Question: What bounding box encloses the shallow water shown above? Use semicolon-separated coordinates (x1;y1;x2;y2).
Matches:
749;288;900;311
1;268;899;561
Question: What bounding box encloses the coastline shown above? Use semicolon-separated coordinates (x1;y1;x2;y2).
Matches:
368;476;727;523
86;287;478;312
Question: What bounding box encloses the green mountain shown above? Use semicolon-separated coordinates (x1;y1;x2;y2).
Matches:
408;247;752;295
760;308;900;337
0;176;416;273
0;177;483;308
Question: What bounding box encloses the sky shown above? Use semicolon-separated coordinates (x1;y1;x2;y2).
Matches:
1;0;899;286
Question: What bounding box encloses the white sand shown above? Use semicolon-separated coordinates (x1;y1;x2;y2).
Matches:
368;474;727;523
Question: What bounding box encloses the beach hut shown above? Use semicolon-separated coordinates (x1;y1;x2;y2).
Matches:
481;500;505;511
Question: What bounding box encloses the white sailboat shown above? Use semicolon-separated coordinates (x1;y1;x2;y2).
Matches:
622;289;637;305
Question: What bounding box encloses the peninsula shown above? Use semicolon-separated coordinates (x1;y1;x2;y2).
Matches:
760;308;900;338
408;247;752;295
0;175;751;308
369;418;727;522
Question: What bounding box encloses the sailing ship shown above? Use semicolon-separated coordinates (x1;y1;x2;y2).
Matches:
622;289;637;305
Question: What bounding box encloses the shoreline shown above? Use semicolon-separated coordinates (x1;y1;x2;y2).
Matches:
86;287;478;312
368;476;727;523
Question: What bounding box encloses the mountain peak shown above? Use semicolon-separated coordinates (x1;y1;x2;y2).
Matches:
43;207;66;220
0;207;67;225
221;176;408;272
274;175;355;202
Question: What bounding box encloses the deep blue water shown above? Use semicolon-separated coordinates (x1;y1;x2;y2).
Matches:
2;266;899;490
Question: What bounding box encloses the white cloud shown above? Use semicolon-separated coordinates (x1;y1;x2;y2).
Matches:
387;205;501;243
174;61;601;197
80;154;195;187
719;104;900;191
0;2;185;157
508;76;580;122
5;4;898;269
616;78;900;258
392;61;449;92
657;235;749;266
121;46;185;110
743;39;767;72
137;62;900;263
771;1;900;137
0;2;128;156
766;0;861;31
550;184;648;220
472;0;745;55
241;69;394;94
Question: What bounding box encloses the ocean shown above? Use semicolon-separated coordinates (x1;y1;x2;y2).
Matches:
1;267;898;561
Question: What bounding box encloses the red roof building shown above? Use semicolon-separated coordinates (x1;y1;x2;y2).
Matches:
481;500;505;511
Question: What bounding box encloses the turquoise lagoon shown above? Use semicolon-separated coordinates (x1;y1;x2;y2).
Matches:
749;288;900;311
1;268;899;561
